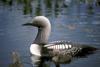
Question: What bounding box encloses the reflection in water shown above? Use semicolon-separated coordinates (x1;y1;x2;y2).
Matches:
0;0;99;15
31;55;50;67
63;0;72;7
31;55;60;67
0;0;12;6
23;0;32;15
35;0;42;16
96;0;100;6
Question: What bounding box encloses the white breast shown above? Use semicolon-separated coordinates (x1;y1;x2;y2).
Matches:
30;44;41;56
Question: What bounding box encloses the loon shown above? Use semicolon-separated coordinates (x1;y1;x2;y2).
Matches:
23;16;97;62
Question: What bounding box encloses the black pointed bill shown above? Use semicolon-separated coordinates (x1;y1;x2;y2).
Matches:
22;23;33;26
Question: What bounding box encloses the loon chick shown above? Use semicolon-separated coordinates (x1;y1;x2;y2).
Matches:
23;16;97;60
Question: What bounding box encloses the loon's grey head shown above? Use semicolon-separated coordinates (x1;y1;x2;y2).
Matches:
23;16;51;28
23;16;51;44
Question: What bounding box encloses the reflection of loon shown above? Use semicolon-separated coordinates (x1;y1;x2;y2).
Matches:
23;16;97;63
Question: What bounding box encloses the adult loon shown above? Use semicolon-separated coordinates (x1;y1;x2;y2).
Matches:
23;16;97;61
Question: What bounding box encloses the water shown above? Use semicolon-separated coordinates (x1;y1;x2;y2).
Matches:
0;0;100;67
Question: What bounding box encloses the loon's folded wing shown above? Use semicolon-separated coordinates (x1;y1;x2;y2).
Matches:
44;40;97;57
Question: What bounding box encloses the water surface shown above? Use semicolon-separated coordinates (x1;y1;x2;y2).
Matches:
0;0;100;67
